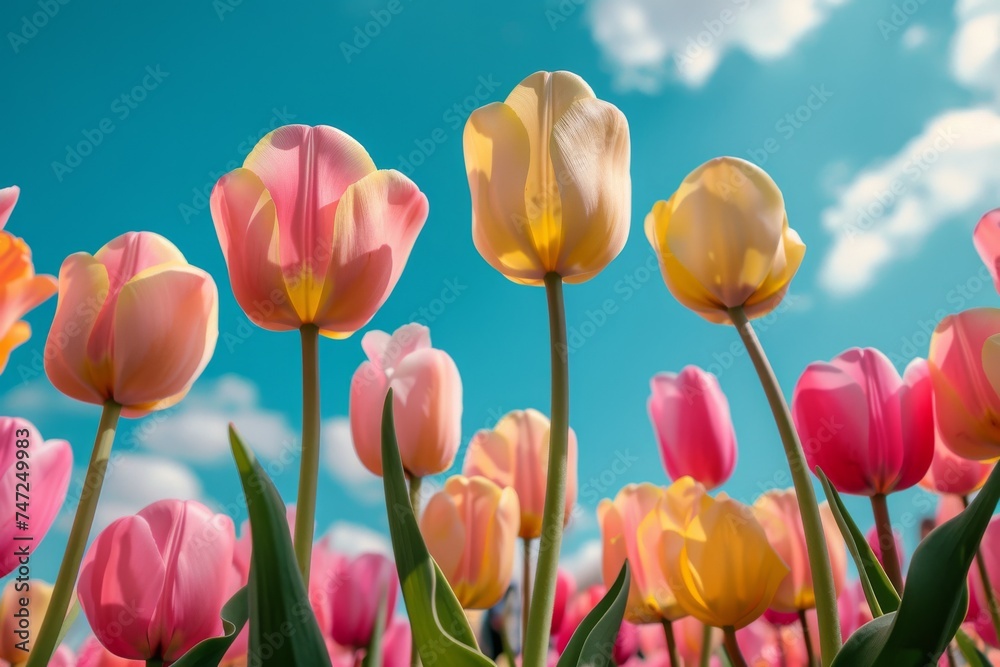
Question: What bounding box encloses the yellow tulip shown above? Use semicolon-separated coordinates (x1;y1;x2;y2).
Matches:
660;493;789;629
463;70;631;285
645;157;805;323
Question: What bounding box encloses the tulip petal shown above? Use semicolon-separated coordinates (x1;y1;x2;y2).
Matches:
312;169;427;337
0;186;18;229
211;168;300;330
349;359;391;476
974;209;1000;292
110;264;218;414
0;321;30;374
420;487;465;590
742;226;806;319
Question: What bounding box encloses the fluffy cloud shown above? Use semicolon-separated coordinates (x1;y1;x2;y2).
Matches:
952;0;1000;100
322;521;392;558
321;416;386;504
586;0;847;90
139;374;296;464
562;539;603;588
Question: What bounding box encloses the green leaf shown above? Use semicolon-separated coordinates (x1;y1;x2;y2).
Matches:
361;586;388;667
556;561;630;667
817;468;899;617
171;587;249;667
229;426;332;667
956;628;993;666
831;613;894;667
380;391;496;666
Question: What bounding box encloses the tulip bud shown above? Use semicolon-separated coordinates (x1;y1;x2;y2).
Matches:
350;323;462;477
648;367;737;490
420;475;519;609
463;70;631;285
463;408;578;539
974;209;1000;294
645;157;805;323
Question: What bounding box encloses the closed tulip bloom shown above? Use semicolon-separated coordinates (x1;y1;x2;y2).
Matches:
793;348;934;495
211;124;427;336
920;431;994;495
420;475;519;609
328;553;399;649
648;367;737;489
931;309;1000;460
974;209;1000;293
598;478;706;623
463;408;579;538
753;489;846;612
44;232;218;417
660;494;789;629
463;70;630;285
0;579;53;663
78;499;236;662
350;323;462;477
0;188;57;373
645;157;805;324
0;417;72;576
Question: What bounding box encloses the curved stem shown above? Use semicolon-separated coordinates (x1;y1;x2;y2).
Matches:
699;623;712;667
798;609;815;667
522;273;570;667
662;619;681;667
293;324;321;583
722;626;747;667
870;494;903;592
27;401;122;667
409;476;423;667
728;306;841;665
522;538;533;646
963;494;1000;643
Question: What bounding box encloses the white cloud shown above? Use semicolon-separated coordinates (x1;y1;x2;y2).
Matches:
562;539;603;589
322;521;391;558
140;374;296;464
0;380;90;422
952;0;1000;100
321;416;386;504
818;108;1000;296
586;0;847;90
901;24;929;50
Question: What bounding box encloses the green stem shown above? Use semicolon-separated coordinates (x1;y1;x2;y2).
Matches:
293;324;321;584
522;538;533;646
409;476;422;667
799;609;816;667
522;273;570;667
870;494;903;592
963;494;1000;643
722;626;747;667
27;401;121;667
662;619;681;667
728;306;841;666
699;622;712;667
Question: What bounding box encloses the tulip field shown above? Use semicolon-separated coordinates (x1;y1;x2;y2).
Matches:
3;2;1000;667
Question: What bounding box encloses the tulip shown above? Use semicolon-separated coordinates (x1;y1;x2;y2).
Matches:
660;494;789;630
555;585;638;664
463;408;578;539
599;479;707;623
930;308;1000;460
920;432;994;496
0;580;53;664
78;499;236;662
463;70;630;285
420;475;519;609
753;490;846;613
736;619;809;667
647;367;737;489
0;187;57;373
44;231;218;416
974;209;1000;293
351;323;462;477
837;581;874;641
0;418;72;576
76;637;143;667
551;570;576;635
329;553;399;649
211;124;427;335
644;157;805;324
382;618;412;667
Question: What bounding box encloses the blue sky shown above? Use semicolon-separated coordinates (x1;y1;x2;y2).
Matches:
1;0;999;593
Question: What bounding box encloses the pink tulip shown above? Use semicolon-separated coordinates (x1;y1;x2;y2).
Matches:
647;367;737;490
551;569;576;635
44;232;218;417
737;619;808;666
974;209;1000;293
350;323;462;477
937;494;966;526
0;417;72;576
420;475;519;609
920;431;994;495
930;308;1000;460
329;553;399;649
556;585;638;664
76;637;143;666
210;124;427;337
382;618;412;667
0;187;57;372
463;408;578;539
793;348;934;495
78;499;236;662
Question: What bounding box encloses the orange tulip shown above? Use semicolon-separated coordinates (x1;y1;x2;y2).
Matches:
462;408;578;539
44;232;218;416
420;475;519;609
